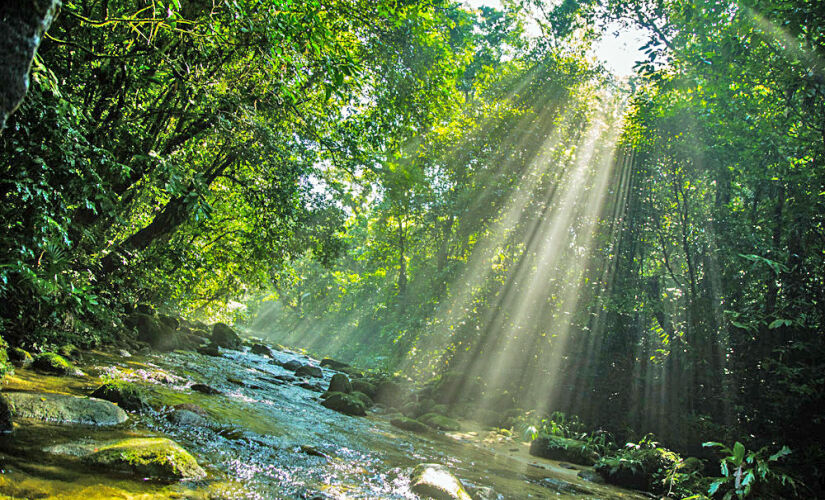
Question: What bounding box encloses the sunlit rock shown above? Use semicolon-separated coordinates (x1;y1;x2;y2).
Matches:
529;436;598;466
31;352;81;375
90;380;148;412
9;347;33;368
419;413;461;432
84;437;206;480
410;463;472;500
4;391;127;425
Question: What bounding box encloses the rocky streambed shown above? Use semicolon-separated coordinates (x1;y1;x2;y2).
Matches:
0;338;648;499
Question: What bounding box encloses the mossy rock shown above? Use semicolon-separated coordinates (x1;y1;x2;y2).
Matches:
419;413;461;432
328;373;352;394
320;392;366;416
9;347;33;368
4;391;127;425
197;343;221;356
595;446;679;493
529;436;599;466
391;416;429;433
373;380;410;409
351;379;377;398
211;323;241;350
31;352;79;375
91;381;148;412
250;343;274;357
410;463;472;500
319;358;350;371
350;391;373;408
128;313;179;351
85;438;206;480
57;344;80;360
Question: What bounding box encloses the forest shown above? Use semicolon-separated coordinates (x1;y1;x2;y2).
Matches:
1;0;823;498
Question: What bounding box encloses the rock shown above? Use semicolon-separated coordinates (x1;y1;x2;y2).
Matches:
298;381;324;392
117;349;132;358
319;358;350;371
320;392;366;416
211;323;241;350
373;380;409;409
57;343;80;360
350;391;373;408
191;383;221;395
299;445;328;459
328;373;352;393
295;364;323;378
127;313;179;351
282;359;303;371
577;470;605;484
0;0;62;130
90;381;147;412
251;344;274;357
168;409;208;427
31;352;80;375
0;394;12;432
158;315;179;330
529;436;598;466
197;343;221;356
351;379;377;398
391;416;429;433
595;446;679;493
84;437;206;480
3;391;127;425
419;413;461;432
410;463;472;500
9;347;33;368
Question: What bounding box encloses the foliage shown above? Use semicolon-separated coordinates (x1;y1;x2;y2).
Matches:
702;441;798;499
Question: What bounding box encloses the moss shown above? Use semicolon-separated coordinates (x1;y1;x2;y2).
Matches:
85;438;206;480
419;413;461;431
91;380;148;412
528;436;599;466
9;347;33;368
350;391;373;408
58;344;80;360
595;446;680;493
391;416;430;433
321;392;367;416
31;352;78;375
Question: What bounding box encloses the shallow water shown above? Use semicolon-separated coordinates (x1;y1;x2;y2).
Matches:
1;346;647;499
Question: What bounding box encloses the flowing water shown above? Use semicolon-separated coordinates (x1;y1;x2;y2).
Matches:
0;345;647;499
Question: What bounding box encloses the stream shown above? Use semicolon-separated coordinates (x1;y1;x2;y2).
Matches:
0;344;648;499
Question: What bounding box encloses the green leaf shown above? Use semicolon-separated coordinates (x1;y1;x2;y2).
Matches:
769;446;792;461
733;442;746;465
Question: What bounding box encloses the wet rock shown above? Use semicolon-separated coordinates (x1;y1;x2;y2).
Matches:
281;359;303;371
319;358;350;371
90;381;148;412
9;347;33;368
321;392;366;416
251;343;274;357
298;381;324;392
410;463;472;500
295;364;323;378
529;436;598;466
31;352;80;375
0;394;12;432
328;373;352;393
4;391;127;425
419;413;461;432
577;469;605;484
211;322;242;350
391;416;429;433
191;383;221;395
168;408;208;427
197;343;221;356
351;379;377;399
84;437;206;480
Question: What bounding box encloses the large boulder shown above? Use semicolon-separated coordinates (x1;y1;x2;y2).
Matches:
321;392;366;416
373;380;410;409
8;347;33;368
529;436;599;466
410;463;472;500
4;391;128;425
328;374;352;393
211;323;242;350
127;313;179;351
84;438;206;480
90;381;148;412
281;359;303;371
31;352;80;375
351;379;377;399
391;416;429;433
